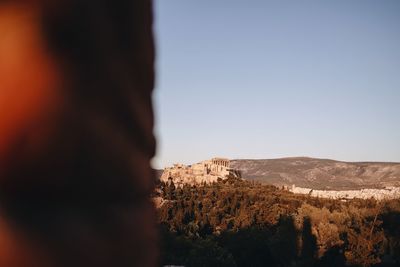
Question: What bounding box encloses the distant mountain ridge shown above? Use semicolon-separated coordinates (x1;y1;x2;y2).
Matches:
230;157;400;190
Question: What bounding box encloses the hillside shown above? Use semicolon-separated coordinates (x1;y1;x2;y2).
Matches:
156;179;400;266
230;157;400;190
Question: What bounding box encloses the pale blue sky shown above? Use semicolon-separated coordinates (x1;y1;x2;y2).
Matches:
152;0;400;168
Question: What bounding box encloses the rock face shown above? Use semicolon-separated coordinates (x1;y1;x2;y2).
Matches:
230;157;400;190
160;158;241;186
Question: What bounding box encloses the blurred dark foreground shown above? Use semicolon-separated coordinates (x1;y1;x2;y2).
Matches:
0;1;157;266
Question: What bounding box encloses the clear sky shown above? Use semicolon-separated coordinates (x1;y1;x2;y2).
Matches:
152;0;400;168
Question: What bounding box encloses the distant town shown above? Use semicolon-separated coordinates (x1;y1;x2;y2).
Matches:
289;185;400;200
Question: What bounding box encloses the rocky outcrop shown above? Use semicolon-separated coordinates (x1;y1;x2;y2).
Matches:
160;158;241;186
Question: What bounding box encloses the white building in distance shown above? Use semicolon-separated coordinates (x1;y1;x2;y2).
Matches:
160;158;241;187
290;184;400;200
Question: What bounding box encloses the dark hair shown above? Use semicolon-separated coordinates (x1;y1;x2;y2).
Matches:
0;1;158;266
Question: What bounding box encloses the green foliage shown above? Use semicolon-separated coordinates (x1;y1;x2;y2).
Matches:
159;225;236;267
156;180;400;267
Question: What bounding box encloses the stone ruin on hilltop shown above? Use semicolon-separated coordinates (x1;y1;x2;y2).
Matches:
160;157;242;186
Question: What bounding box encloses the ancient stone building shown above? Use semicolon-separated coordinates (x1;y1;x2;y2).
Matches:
160;157;241;187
